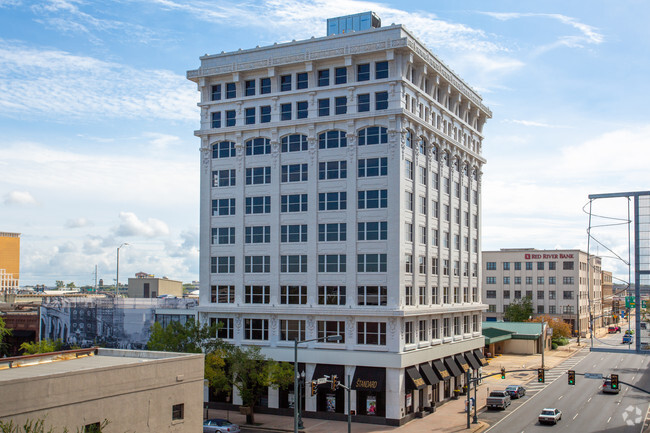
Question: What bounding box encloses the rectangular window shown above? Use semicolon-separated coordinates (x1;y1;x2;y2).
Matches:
563;261;574;270
503;262;510;270
375;91;388;110
244;255;270;273
538;277;545;284
212;198;235;216
226;82;236;99
357;63;370;81
245;166;271;185
318;98;330;116
245;226;271;244
514;262;522;270
318;69;330;86
357;286;387;306
280;74;291;91
486;277;496;284
503;276;510;285
280;319;306;341
514;276;521;285
486;262;497;270
432;200;438;218
335;96;347;114
538;262;545;270
549;277;556;285
431;258;438;275
245;196;271;214
281;194;308;212
260;77;271;94
526;262;533;270
431;286;439;304
358;157;387;177
419;226;427;244
318;255;346;273
210;285;234;303
358;189;387;209
357;254;387;272
213;317;234;339
225;110;236;126
296;72;308;89
405;160;414;180
549;261;556;270
211;256;235;274
280;286;307;305
244;318;269;340
260;105;271;123
375;61;388;79
406;192;413;211
335;67;347;84
318;223;346;242
245;80;255;96
357;221;387;240
418;256;426;274
319;160;347;180
357;322;386;345
526;276;533;285
537;305;544;314
318;285;346;305
211;84;221;101
319;191;347;210
443;318;451;337
280;103;292;121
280;224;307;243
317;320;345;343
172;404;184;421
537;290;544;299
514;290;521;299
486;290;496;298
212;169;236;187
503;290;510;299
419;167;427;185
211;111;221;128
405;321;414;344
244;285;270;304
431;319;439;339
281;163;308;182
357;93;370;112
212;227;235;245
443;287;450;304
280;255;308;273
296;101;308;119
549;306;557;314
563;276;575;284
405;223;413;242
282;134;308;152
245;107;255;125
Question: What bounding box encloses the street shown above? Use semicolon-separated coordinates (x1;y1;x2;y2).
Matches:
484;333;650;433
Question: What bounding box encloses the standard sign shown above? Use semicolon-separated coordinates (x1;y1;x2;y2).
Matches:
316;377;328;385
584;373;603;379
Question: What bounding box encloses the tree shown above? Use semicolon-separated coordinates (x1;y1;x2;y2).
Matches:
20;339;63;355
528;315;572;340
146;319;225;354
55;280;64;288
504;296;533;322
66;282;76;288
0;317;11;356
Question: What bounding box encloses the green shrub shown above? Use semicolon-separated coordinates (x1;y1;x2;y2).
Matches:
551;343;558;350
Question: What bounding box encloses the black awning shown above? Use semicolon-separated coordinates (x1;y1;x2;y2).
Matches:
312;364;345;388
464;351;481;370
473;348;488;366
432;359;451;381
419;362;440;385
351;366;385;391
455;354;470;373
405;366;426;390
444;356;462;377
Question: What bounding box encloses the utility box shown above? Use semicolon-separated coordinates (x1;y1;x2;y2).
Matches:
327;12;381;36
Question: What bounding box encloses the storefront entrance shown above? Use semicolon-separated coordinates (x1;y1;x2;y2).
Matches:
352;366;386;417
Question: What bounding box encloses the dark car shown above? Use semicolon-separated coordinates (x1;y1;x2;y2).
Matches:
203;419;241;433
505;385;526;399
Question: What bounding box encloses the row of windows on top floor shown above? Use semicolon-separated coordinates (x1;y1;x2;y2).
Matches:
209;315;480;346
485;261;576;271
485;276;578;286
209;92;388;128
209;62;389;101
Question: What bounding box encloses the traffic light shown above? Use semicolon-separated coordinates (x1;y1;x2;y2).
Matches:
501;368;506;379
311;381;317;396
611;374;619;390
568;370;575;385
331;375;339;391
538;368;545;383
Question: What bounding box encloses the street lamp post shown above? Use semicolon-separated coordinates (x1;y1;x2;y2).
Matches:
293;334;342;433
116;243;129;296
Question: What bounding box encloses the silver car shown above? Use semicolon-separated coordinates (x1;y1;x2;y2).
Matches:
203;419;241;433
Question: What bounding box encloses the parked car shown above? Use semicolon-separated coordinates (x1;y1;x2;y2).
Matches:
203;419;241;433
602;379;620;394
505;385;526;399
538;408;562;425
486;390;511;410
622;334;632;344
608;325;621;333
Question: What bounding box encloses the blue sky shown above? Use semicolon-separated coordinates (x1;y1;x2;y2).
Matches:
1;0;648;287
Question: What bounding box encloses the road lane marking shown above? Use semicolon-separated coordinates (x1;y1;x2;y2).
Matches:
588;397;592;402
558;395;563;400
573;413;579;420
607;417;611;423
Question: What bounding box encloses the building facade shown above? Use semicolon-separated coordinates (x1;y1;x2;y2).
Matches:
0;232;20;294
482;249;603;336
188;13;490;425
127;274;183;298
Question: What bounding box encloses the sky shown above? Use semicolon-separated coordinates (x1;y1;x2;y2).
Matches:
1;0;648;287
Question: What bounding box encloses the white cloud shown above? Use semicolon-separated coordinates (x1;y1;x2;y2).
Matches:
114;211;170;238
143;132;183;151
3;190;37;205
505;119;566;128
65;217;91;228
0;39;197;121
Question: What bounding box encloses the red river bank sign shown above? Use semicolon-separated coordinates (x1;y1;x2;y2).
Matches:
525;253;574;259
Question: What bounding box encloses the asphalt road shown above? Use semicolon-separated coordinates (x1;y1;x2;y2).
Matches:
484;334;650;433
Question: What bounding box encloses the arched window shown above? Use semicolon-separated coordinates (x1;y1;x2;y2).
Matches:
318;130;347;149
281;134;308;152
212;141;236;159
245;137;270;156
359;127;388;146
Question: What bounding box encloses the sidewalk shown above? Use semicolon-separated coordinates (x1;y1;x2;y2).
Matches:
206;333;594;433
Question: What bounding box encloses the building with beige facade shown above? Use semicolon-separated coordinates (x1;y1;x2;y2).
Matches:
482;249;603;337
127;274;183;298
0;232;20;294
0;347;204;432
188;12;490;425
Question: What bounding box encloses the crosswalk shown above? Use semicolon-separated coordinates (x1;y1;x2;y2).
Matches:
523;348;590;395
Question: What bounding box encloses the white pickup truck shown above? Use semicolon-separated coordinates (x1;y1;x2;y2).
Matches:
486;390;511;409
538;408;562;425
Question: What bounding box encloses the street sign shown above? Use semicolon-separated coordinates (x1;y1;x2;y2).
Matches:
584;373;603;380
316;377;328;385
625;296;635;309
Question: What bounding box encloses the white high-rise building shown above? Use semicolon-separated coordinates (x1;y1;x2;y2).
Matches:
188;12;491;425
